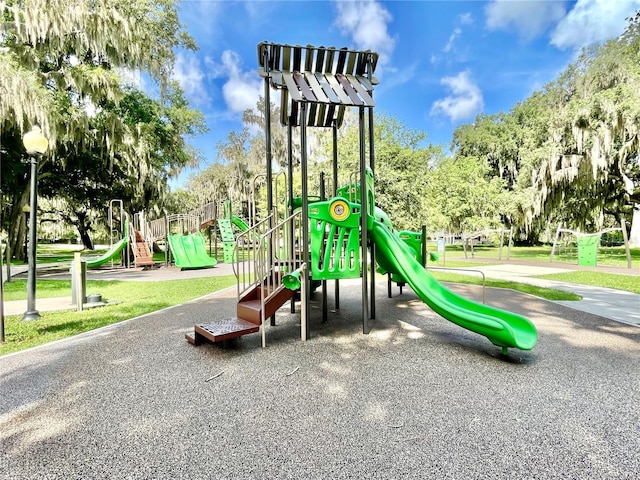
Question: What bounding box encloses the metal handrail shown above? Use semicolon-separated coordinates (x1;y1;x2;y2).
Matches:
233;209;302;347
255;210;303;347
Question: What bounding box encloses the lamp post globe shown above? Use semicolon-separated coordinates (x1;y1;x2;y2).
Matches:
22;126;48;321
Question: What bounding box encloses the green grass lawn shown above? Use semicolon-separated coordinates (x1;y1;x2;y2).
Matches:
535;271;640;295
1;276;237;355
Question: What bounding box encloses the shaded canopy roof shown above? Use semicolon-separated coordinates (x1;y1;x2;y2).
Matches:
257;42;379;128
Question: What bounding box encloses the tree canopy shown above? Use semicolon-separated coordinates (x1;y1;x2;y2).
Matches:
1;0;204;252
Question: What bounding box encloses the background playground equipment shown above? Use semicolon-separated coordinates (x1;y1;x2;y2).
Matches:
217;200;252;264
461;227;513;261
165;211;218;270
84;200;154;269
185;42;537;355
550;222;632;268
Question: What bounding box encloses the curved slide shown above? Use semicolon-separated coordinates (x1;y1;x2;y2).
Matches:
371;219;537;352
168;232;217;269
231;215;250;232
85;237;128;268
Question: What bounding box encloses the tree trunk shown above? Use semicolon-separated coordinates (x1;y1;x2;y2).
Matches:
7;188;30;262
629;204;640;248
73;211;94;250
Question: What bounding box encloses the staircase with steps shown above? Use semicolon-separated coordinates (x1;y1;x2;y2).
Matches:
185;281;294;345
132;230;155;267
186;209;303;348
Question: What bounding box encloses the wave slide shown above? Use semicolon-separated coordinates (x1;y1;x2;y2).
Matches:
85;237;128;268
370;219;537;353
231;215;250;232
168;232;217;269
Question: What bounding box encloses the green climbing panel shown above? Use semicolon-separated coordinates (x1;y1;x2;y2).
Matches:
577;234;600;267
308;198;362;280
217;218;236;263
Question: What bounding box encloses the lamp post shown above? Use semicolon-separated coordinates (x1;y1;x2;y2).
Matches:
22;126;48;321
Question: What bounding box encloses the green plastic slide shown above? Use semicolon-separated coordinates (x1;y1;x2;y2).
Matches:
168;232;217;269
85;237;128;268
231;215;250;232
371;219;537;352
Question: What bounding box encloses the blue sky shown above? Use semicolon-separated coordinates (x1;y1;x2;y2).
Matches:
167;0;640;185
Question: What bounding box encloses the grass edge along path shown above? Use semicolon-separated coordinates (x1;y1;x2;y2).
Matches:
535;270;640;295
1;276;237;356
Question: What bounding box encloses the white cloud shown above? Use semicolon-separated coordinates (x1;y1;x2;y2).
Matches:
551;0;640;50
172;53;209;105
207;50;262;115
485;0;566;39
459;12;474;25
444;27;462;53
430;70;484;122
333;0;396;65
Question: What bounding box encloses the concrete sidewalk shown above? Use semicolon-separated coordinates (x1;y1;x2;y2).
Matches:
439;263;640;327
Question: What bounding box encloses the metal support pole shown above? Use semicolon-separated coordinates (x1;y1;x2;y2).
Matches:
288;121;296;313
421;225;427;268
320;171;327;323
368;107;375;320
23;155;40;321
359;107;370;334
300;263;308;341
621;218;632;269
300;102;311;339
332;122;340;311
264;48;273;214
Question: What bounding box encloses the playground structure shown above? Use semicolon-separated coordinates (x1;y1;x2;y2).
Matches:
461;227;513;261
550;222;632;268
142;199;254;269
185;42;538;355
84;200;154;269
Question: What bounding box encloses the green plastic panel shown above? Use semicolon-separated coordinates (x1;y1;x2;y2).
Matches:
577;234;600;267
308;198;361;280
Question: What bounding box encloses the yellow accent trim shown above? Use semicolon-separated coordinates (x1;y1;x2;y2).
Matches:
330;200;349;221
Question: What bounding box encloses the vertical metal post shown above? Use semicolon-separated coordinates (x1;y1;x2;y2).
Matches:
621;218;632;269
550;223;562;263
287;120;296;313
421;225;427;268
359;107;370;334
320;171;327;323
73;252;84;312
300;102;311;339
263;47;273;214
23;156;40;321
367;57;376;321
300;263;308;341
332;122;340;310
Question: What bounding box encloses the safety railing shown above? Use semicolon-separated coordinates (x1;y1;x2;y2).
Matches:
234;209;303;347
